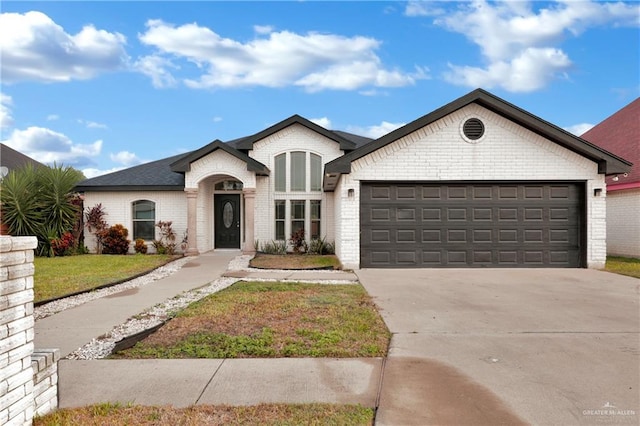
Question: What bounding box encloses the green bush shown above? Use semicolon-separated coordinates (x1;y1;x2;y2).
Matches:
259;240;287;255
307;236;335;255
100;224;130;255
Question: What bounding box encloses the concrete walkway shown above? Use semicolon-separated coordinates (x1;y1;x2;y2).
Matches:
34;252;380;411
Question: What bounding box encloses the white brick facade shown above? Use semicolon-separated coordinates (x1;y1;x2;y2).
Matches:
606;188;640;258
335;104;607;269
249;124;344;245
79;94;621;269
82;191;187;253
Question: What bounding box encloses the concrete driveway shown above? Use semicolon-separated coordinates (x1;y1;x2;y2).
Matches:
357;268;639;425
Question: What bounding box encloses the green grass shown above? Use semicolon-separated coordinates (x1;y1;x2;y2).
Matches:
605;256;640;279
34;403;374;426
112;281;390;359
34;254;174;302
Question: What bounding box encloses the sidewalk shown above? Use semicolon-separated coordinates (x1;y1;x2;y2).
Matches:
35;251;381;410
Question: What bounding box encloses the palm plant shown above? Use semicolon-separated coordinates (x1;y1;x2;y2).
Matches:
0;163;84;256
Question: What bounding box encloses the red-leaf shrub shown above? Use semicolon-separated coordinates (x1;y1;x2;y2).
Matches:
51;232;75;256
100;224;130;255
134;238;148;254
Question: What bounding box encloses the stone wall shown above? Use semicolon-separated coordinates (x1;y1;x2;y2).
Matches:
1;236;59;425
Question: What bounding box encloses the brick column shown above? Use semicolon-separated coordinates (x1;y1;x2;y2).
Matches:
243;188;256;254
185;188;199;256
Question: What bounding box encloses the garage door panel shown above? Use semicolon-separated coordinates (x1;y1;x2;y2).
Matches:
361;182;583;268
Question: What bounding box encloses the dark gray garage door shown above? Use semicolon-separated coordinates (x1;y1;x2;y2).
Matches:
360;182;584;268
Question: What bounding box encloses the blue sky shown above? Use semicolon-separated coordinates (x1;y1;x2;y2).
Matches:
1;1;638;178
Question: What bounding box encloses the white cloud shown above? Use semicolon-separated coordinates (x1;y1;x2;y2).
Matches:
564;123;594;136
445;47;572;92
405;1;445;17
212;116;223;123
429;0;639;92
46;114;59;121
1;126;102;168
110;150;141;166
347;121;405;139
1;93;14;130
0;11;128;83
133;55;178;88
77;119;108;129
310;117;331;128
137;19;428;92
82;167;124;179
254;25;273;34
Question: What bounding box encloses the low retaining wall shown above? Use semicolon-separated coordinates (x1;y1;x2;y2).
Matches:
1;236;59;425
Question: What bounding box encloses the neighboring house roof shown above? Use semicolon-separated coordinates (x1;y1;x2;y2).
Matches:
581;98;639;190
170;139;270;175
231;114;358;151
323;88;632;190
75;152;188;191
0;143;44;173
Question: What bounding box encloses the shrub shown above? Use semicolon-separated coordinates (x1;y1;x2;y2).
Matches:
51;232;75;256
289;228;307;254
307;236;335;255
100;224;130;255
85;204;108;254
260;240;287;255
134;238;148;254
152;221;177;255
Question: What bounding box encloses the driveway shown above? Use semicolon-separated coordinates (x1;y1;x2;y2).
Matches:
357;268;639;425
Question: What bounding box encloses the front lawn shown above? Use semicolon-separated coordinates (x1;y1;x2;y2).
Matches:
112;281;390;359
605;256;640;279
34;402;373;426
34;254;174;302
249;253;342;270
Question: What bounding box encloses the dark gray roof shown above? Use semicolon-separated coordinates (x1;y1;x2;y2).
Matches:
75;152;188;191
330;130;373;148
323;88;632;191
232;114;358;151
170;140;269;175
1;143;45;171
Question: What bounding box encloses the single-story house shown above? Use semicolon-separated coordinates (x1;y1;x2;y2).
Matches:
581;98;639;258
76;89;631;269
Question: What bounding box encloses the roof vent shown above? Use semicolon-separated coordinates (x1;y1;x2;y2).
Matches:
462;118;485;140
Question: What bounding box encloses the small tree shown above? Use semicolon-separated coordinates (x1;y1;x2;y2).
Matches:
85;204;108;254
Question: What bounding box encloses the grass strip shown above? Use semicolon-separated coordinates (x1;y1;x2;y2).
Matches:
112;281;390;359
34;254;174;302
605;256;640;279
34;402;374;425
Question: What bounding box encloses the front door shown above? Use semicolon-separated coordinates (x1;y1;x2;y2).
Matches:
214;194;240;249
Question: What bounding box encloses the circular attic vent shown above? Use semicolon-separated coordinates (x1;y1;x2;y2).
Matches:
462;118;485;141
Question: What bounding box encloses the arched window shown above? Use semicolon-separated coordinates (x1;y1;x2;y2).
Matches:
132;200;155;240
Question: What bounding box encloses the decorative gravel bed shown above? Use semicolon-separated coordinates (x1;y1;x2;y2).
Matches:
46;254;356;360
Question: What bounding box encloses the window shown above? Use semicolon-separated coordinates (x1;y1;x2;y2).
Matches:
311;200;321;239
132;200;155;240
275;200;285;240
310;153;321;192
215;180;243;191
274;154;286;192
291;200;305;235
290;151;306;191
